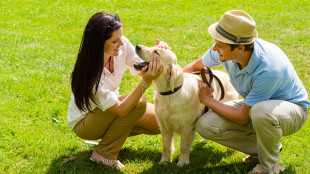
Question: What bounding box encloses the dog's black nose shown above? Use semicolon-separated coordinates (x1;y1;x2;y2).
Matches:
136;45;141;51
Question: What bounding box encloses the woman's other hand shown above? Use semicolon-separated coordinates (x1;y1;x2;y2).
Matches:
155;39;171;50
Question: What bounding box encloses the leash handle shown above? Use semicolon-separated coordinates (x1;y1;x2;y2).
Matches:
201;67;212;113
198;67;225;113
213;75;225;101
200;67;213;88
200;67;225;101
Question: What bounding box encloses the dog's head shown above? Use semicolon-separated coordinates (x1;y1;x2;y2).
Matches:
135;45;178;66
135;44;182;92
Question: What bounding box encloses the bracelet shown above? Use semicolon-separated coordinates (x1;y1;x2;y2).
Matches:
140;78;151;89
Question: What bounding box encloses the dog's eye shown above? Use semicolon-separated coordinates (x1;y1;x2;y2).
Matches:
154;50;160;56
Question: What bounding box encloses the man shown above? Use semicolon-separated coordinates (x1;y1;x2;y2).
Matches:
183;10;309;174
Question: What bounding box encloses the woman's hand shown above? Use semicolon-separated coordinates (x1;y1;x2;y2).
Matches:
197;79;214;105
141;56;163;84
155;39;172;50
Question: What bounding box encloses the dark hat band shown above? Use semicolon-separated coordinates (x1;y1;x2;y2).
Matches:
216;25;253;43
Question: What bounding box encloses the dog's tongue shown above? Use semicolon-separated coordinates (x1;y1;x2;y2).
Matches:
134;62;149;70
138;62;149;67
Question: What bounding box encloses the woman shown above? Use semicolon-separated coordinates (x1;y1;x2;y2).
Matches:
67;12;166;168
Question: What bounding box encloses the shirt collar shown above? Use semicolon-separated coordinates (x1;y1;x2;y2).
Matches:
237;40;260;74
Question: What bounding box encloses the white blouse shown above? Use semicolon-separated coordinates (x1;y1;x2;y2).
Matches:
67;36;142;129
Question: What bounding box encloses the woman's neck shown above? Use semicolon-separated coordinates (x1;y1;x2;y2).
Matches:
104;56;114;73
104;55;111;65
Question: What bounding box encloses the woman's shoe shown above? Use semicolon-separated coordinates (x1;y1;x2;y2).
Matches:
90;150;125;169
90;157;125;169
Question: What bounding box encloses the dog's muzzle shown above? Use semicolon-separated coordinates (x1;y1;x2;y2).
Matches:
134;44;149;71
136;44;142;51
134;62;149;71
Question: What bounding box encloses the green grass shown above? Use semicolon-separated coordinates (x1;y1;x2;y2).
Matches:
1;0;310;173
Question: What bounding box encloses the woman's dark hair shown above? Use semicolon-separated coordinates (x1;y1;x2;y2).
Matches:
71;12;122;112
228;43;254;51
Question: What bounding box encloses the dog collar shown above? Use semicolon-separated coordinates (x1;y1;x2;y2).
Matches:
159;84;183;96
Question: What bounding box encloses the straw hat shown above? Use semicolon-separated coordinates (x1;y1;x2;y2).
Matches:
208;10;258;44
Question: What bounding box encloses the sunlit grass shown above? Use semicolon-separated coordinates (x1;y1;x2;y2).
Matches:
1;0;309;173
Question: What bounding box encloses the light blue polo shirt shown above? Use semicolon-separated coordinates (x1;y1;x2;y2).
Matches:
202;38;310;109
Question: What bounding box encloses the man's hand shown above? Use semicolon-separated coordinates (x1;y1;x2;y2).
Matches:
197;79;214;105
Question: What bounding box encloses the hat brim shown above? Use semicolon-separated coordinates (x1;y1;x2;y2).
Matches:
208;22;258;44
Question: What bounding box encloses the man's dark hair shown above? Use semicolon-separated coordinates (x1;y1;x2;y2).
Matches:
228;43;254;51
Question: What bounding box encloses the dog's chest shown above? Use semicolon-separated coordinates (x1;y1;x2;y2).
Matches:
153;75;204;132
154;94;202;132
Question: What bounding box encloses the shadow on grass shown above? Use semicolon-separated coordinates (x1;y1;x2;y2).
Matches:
139;141;249;174
138;141;297;174
45;146;162;174
46;141;296;174
46;147;121;174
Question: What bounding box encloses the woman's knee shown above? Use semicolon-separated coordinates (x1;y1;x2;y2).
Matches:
129;95;147;120
136;95;147;111
73;119;101;140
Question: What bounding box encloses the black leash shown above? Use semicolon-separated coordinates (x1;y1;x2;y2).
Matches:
195;67;225;113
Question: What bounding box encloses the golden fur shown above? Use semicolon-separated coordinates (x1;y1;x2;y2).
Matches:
136;45;238;166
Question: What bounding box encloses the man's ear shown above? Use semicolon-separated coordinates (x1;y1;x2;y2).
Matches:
238;45;245;52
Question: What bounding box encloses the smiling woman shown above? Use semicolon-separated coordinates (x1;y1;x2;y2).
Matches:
68;11;164;169
103;28;124;73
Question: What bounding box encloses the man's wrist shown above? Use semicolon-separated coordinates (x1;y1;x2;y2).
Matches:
202;96;214;106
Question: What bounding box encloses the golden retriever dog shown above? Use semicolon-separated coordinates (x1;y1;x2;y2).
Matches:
135;44;238;166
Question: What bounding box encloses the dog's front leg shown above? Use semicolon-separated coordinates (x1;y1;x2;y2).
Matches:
177;129;195;166
159;128;174;165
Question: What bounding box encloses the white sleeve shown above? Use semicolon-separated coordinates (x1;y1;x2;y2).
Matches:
95;86;118;112
122;36;143;76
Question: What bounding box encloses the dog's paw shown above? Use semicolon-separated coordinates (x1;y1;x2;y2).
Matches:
177;159;190;167
158;160;171;165
159;155;172;165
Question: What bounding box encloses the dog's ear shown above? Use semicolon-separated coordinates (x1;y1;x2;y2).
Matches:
166;65;171;82
166;64;178;92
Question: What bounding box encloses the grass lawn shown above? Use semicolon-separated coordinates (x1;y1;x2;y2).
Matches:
1;0;309;173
